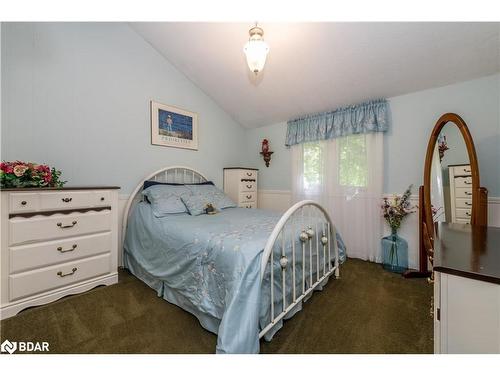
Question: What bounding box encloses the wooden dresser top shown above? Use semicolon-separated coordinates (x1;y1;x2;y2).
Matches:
433;222;500;285
1;186;120;191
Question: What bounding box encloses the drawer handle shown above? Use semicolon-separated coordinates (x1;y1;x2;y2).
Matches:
465;191;472;196
246;195;252;199
57;244;77;253
62;197;73;203
463;168;470;172
464;181;472;185
246;205;252;208
465;202;472;206
100;197;105;201
57;221;77;228
246;172;252;176
246;184;252;189
57;267;77;277
21;200;27;206
466;212;471;216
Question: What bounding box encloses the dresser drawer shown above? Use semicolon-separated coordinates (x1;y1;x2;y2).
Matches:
239;180;257;192
240;170;257;180
39;191;109;210
452;165;471;176
454;176;473;188
455;188;473;198
240;192;257;202
10;232;112;273
9;193;40;214
456;208;472;220
239;202;256;209
456;198;473;209
9;253;111;301
9;210;111;245
94;191;112;206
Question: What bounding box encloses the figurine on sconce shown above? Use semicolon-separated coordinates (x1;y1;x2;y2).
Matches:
260;139;274;167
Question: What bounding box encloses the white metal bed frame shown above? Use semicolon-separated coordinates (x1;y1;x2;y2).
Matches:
123;166;340;341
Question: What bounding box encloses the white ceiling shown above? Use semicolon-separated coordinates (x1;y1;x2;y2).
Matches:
130;22;500;128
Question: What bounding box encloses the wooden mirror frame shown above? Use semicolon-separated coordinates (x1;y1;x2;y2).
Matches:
422;113;488;265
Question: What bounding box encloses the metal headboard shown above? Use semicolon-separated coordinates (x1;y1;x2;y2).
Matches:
122;166;208;244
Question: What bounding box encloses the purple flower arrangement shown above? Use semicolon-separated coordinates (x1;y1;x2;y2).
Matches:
381;185;415;233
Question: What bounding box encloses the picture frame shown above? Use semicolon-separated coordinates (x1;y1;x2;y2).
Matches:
150;100;198;150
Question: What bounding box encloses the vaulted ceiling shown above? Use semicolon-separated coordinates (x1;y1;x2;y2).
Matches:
131;22;500;128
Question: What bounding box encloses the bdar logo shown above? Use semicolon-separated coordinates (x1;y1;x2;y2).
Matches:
1;340;17;354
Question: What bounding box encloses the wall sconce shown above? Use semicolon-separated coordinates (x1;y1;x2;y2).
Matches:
260;139;274;167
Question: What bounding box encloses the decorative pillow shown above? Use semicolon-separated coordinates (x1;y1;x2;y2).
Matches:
181;194;219;216
142;185;191;216
143;180;214;190
186;184;236;210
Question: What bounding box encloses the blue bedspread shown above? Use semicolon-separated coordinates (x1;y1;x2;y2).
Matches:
124;202;346;353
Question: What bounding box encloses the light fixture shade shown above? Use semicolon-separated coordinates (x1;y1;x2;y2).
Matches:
243;25;269;74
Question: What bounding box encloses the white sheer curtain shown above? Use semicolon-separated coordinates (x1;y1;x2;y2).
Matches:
291;133;384;262
430;143;446;222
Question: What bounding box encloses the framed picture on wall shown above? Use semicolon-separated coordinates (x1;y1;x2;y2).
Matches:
150;100;198;150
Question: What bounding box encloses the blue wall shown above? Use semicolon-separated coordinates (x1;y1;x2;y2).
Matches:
1;23;246;193
2;24;499;197
245;74;500;196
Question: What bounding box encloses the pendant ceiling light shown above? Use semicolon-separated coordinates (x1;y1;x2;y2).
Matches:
243;23;269;75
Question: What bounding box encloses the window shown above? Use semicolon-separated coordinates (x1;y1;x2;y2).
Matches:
338;134;368;187
302;134;368;191
303;142;322;192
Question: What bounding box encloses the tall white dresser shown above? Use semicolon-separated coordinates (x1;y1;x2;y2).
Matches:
223;168;258;209
449;164;472;223
1;186;120;319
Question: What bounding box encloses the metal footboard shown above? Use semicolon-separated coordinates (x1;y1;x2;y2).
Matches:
259;200;340;339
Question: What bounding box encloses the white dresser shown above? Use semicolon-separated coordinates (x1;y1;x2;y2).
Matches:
223;168;258;209
449;164;472;223
433;223;500;353
1;186;120;319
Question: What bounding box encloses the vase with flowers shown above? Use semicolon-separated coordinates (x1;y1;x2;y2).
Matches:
1;161;66;188
381;185;415;273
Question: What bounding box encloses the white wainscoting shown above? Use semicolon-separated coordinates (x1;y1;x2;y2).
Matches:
257;190;500;270
117;192;500;269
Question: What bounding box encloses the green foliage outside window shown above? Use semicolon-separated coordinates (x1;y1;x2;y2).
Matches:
338;134;367;187
303;142;322;191
302;134;368;190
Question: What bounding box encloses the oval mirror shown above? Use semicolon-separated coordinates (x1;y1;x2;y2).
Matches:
423;113;488;241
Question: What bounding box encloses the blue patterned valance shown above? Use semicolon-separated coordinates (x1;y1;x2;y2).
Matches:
285;99;389;146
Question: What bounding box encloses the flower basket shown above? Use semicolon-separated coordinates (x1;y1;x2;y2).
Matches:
1;161;66;188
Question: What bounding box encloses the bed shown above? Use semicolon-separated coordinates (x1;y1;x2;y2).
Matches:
122;166;346;353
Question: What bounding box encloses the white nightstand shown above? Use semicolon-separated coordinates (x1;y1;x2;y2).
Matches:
223;168;258;208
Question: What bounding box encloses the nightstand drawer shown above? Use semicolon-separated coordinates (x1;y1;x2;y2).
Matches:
9;253;111;301
10;232;112;273
452;165;471;176
455;188;473;198
454;176;473;188
456;208;472;219
456;198;472;209
9;210;111;245
9;193;40;213
240;180;257;192
240;170;257;180
239;202;256;209
240;192;257;202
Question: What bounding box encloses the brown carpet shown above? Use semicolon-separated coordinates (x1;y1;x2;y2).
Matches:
0;258;433;354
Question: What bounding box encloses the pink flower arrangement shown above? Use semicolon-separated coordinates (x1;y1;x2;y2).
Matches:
1;161;66;188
